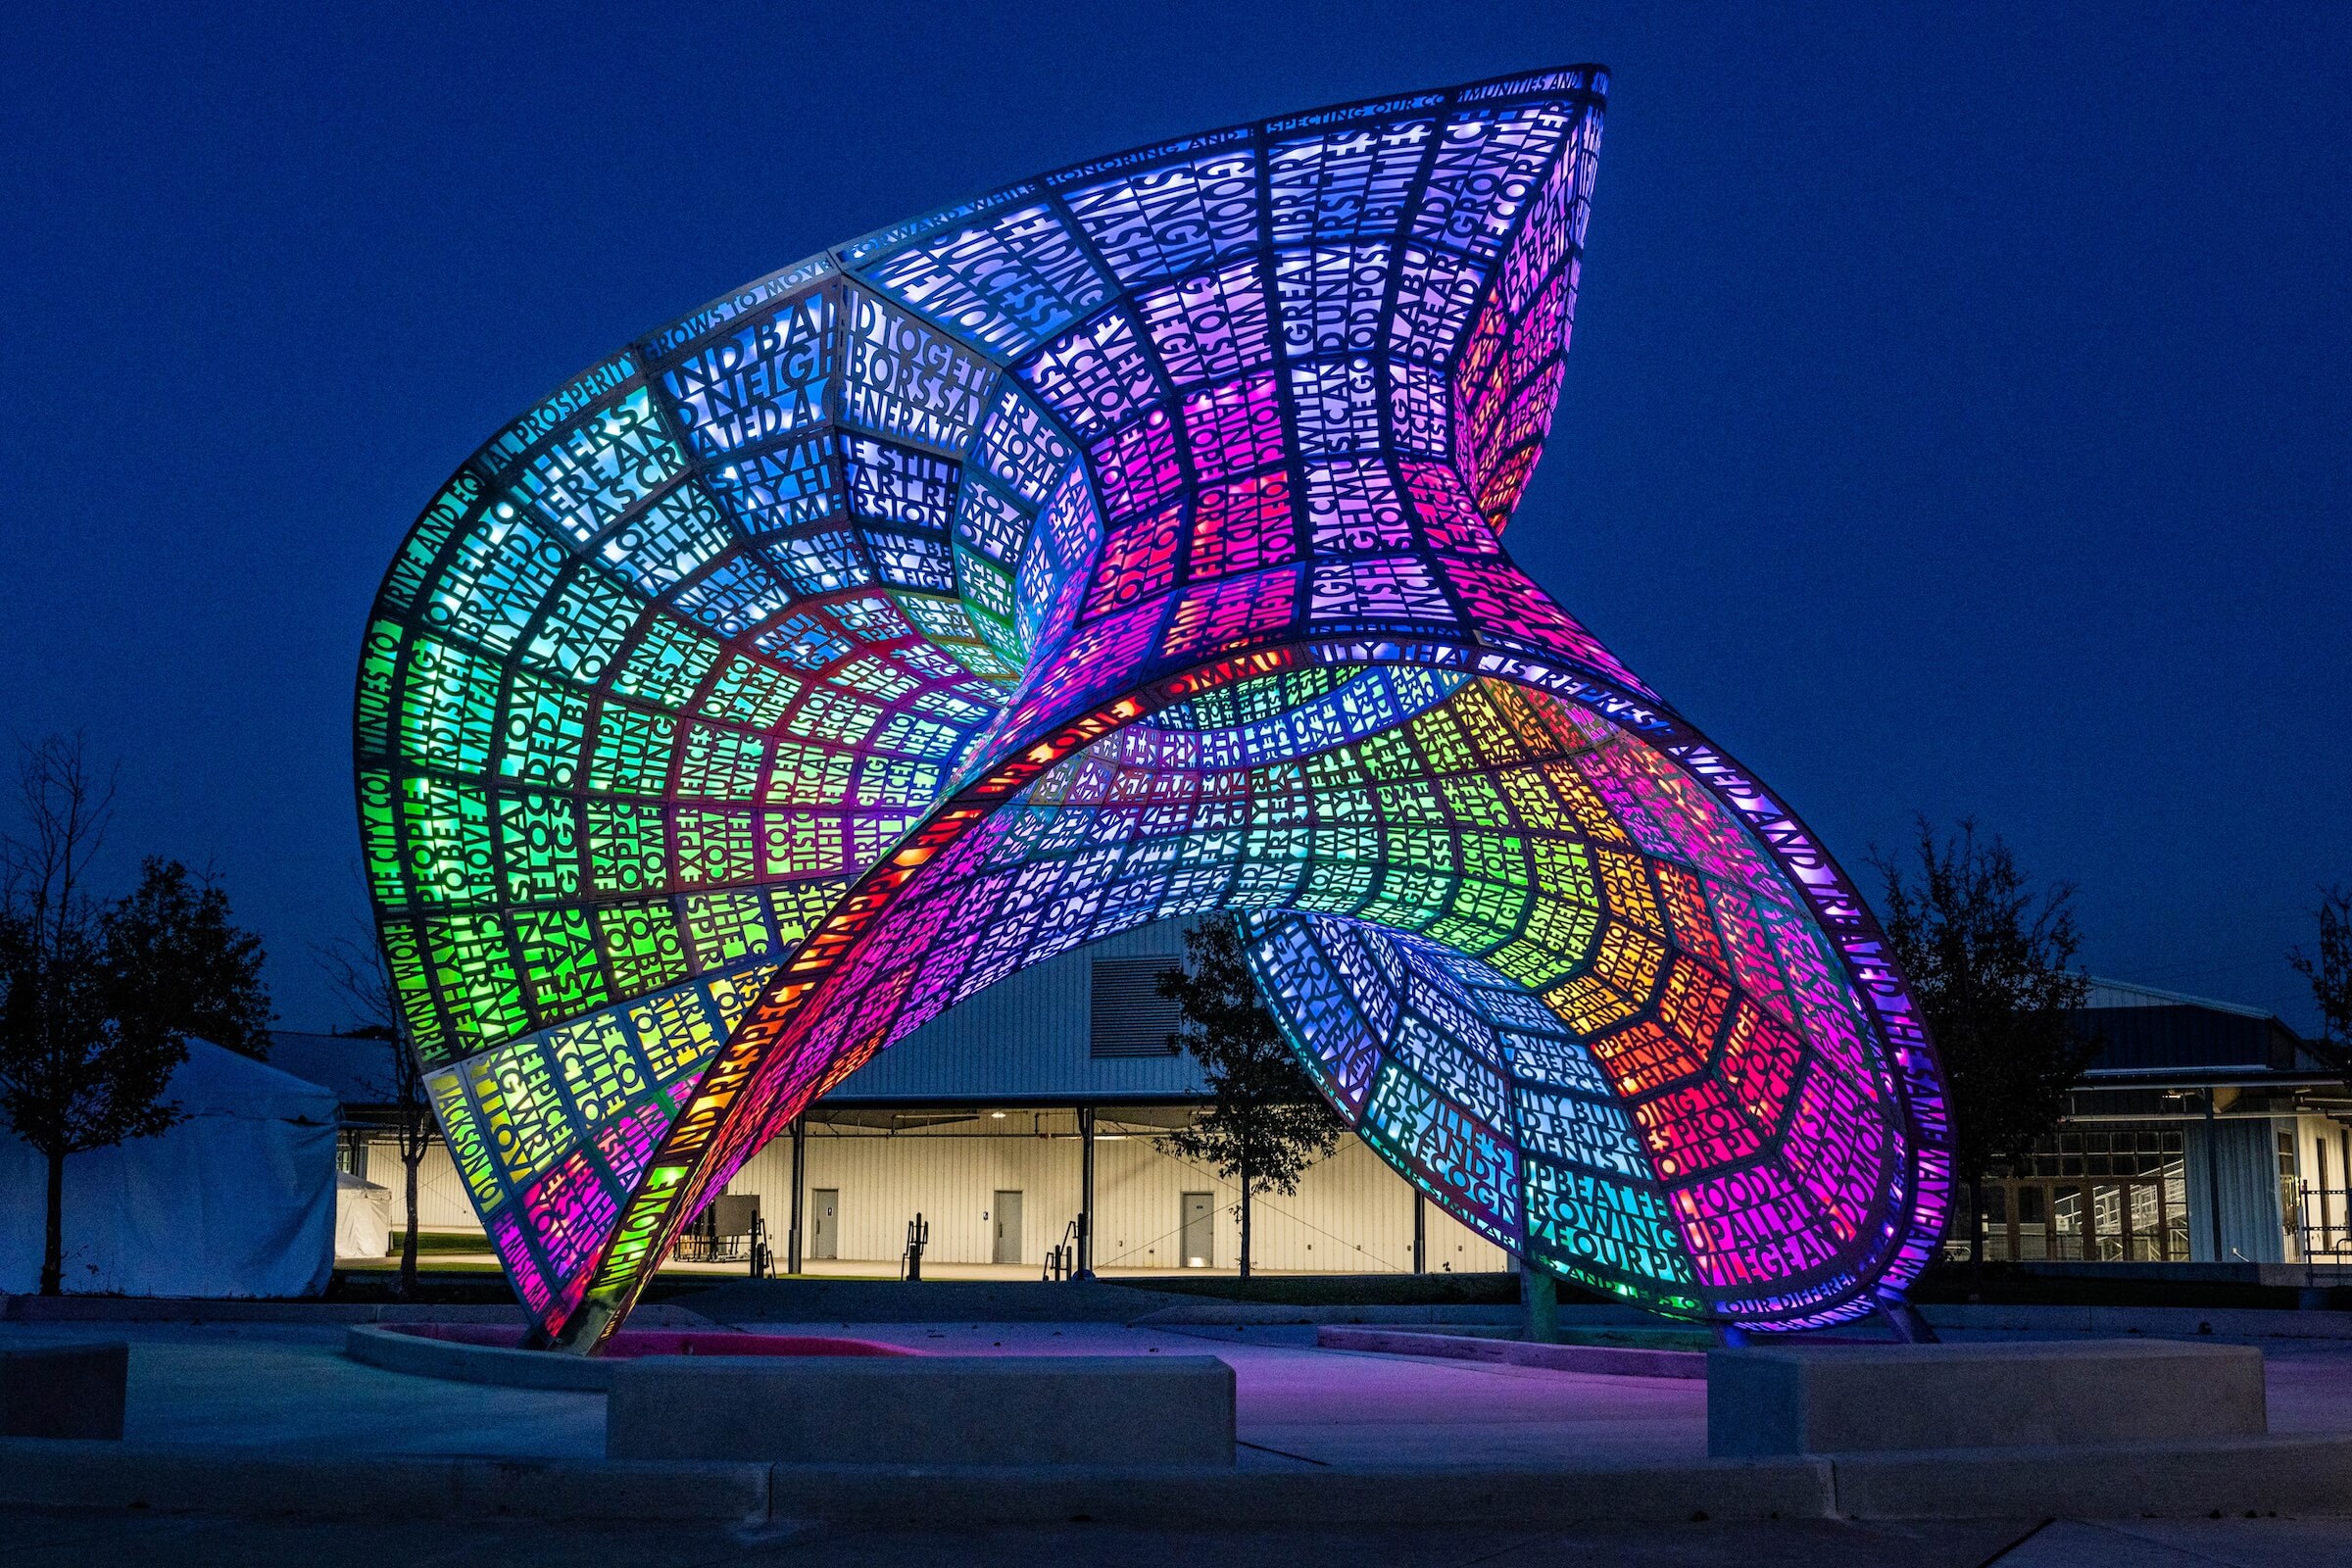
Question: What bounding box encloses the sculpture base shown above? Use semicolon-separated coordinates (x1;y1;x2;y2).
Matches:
608;1353;1236;1466
1707;1340;2265;1456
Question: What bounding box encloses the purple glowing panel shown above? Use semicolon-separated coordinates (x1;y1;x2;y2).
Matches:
354;67;1949;1352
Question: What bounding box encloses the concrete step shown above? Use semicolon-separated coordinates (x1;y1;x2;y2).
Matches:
1317;1325;1705;1377
7;1435;2351;1525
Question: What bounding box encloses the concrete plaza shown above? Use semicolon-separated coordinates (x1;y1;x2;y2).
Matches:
17;1505;2351;1567
9;1314;2352;1469
6;1302;2352;1562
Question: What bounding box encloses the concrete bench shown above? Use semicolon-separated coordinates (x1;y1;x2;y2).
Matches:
1;1341;127;1440
1707;1339;2266;1456
608;1354;1234;1466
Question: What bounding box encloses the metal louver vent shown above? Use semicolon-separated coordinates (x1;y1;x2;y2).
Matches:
1090;957;1184;1058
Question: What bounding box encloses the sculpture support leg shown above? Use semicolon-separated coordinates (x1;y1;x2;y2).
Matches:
1521;1267;1558;1344
1877;1296;1941;1344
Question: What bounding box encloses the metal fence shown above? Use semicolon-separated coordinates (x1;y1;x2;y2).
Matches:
2294;1184;2352;1285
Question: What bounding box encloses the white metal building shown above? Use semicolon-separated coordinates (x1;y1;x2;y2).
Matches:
318;949;2340;1282
325;919;1509;1277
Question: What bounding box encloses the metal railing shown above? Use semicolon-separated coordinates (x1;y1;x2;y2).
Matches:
1043;1218;1080;1281
2294;1184;2352;1288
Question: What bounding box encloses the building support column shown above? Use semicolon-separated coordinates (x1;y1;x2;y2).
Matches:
1412;1187;1426;1274
2204;1089;2225;1262
1073;1104;1097;1281
787;1113;807;1276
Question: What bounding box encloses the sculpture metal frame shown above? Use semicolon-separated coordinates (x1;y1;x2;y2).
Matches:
354;67;1951;1352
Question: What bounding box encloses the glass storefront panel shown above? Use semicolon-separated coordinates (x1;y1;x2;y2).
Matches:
2164;1158;2190;1260
1939;1126;2196;1264
1982;1184;2011;1261
2052;1185;2084;1259
2091;1183;2125;1260
2016;1183;2048;1260
2128;1181;2162;1260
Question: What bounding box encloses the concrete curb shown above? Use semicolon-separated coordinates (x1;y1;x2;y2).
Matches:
0;1439;767;1522
346;1325;618;1391
1130;1302;1522;1327
1317;1325;1705;1378
1828;1435;2352;1519
763;1458;1836;1525
5;1434;2350;1523
0;1439;1830;1525
0;1297;710;1329
1919;1303;2352;1341
1141;1300;2352;1338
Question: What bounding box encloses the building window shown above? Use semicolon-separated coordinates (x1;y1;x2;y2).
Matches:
1090;957;1184;1057
1947;1126;2189;1262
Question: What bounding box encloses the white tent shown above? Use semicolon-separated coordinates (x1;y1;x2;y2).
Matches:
0;1037;340;1298
334;1171;392;1261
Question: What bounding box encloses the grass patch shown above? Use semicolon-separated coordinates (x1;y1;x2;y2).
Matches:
356;1231;496;1257
324;1270;520;1305
1554;1326;1716;1350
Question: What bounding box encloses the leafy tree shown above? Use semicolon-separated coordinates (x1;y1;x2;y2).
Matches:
1155;914;1345;1278
317;902;434;1298
2289;885;2352;1077
102;858;273;1059
1871;816;2097;1270
0;735;277;1295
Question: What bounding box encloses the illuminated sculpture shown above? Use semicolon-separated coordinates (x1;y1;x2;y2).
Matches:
355;67;1949;1351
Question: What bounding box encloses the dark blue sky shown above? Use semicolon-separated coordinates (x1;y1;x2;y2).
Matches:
3;5;2343;1034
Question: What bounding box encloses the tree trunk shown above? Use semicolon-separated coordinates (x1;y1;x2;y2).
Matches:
399;1143;422;1298
40;1147;66;1297
1239;1152;1252;1281
1969;1176;1986;1282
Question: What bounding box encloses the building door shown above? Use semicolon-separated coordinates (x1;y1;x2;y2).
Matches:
809;1189;838;1260
993;1191;1023;1265
1181;1192;1214;1268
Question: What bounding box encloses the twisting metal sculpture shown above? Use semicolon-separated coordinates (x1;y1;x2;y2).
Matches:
355;67;1950;1352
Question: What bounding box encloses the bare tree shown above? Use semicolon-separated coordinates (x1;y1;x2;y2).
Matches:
1872;816;2097;1272
0;736;181;1295
1156;914;1345;1278
315;903;432;1298
2290;885;2352;1078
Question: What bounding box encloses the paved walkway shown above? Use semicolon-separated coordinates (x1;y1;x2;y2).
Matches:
745;1319;1709;1468
7;1317;2352;1560
4;1508;2347;1565
5;1316;2352;1470
0;1320;602;1456
0;1319;1706;1468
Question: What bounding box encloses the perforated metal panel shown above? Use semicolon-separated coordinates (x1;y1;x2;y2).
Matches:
357;66;1949;1350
